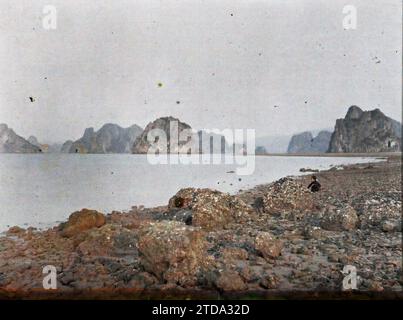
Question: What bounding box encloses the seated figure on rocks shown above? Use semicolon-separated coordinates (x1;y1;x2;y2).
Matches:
252;197;265;214
307;175;321;192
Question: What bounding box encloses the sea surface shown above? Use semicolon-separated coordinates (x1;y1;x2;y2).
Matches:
0;154;381;232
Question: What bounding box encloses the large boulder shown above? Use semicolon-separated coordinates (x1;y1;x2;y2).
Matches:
168;187;203;209
214;270;248;292
168;188;254;231
254;231;283;259
263;178;316;217
59;209;106;238
381;220;401;232
76;224;138;257
320;205;359;231
137;221;211;286
6;226;26;236
220;247;249;262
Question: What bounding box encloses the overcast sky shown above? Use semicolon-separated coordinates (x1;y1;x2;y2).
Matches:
0;0;401;143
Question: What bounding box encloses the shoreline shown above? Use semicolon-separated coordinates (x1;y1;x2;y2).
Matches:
0;154;386;234
0;155;401;299
258;152;400;157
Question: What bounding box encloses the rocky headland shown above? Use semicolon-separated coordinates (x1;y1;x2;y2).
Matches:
0;156;401;299
328;106;401;153
0;124;41;153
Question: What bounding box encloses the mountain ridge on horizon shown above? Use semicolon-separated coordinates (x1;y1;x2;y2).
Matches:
61;123;143;154
0;105;401;154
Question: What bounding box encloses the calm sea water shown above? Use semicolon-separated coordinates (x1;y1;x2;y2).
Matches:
0;154;379;232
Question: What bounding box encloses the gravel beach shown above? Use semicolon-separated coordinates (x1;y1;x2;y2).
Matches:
0;155;401;299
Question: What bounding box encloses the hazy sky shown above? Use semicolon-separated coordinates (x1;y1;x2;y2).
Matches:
0;0;401;143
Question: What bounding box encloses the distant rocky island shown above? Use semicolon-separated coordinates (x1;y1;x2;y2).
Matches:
62;123;143;154
255;135;291;154
286;106;401;154
132;116;193;154
132;116;227;154
0;124;41;153
28;136;63;153
287;131;332;154
327;106;401;153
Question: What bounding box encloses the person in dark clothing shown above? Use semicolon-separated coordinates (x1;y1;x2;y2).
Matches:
252;197;265;214
307;175;321;192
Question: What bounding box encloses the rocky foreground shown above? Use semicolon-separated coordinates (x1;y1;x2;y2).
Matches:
0;157;401;299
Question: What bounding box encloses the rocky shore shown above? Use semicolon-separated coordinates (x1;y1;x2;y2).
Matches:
0;156;401;299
